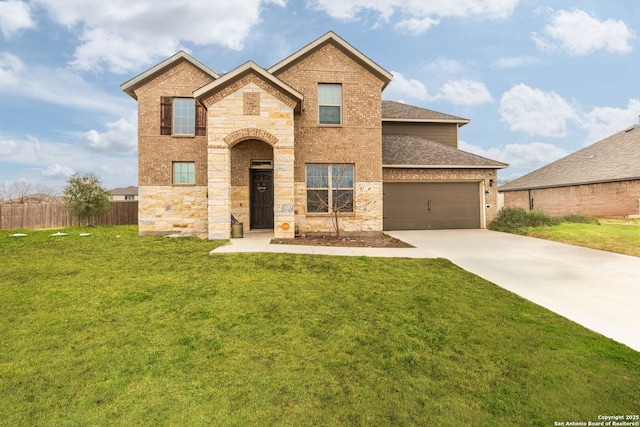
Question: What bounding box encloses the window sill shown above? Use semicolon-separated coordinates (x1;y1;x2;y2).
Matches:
306;212;354;217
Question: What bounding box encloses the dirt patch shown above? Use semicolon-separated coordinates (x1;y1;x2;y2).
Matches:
271;233;413;248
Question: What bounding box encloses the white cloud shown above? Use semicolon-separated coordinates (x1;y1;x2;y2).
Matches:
0;51;24;86
79;115;137;153
437;79;493;105
311;0;519;30
533;9;636;55
386;72;492;106
0;132;137;189
0;0;35;38
31;0;286;73
41;164;75;180
499;83;577;137
580;99;640;144
424;58;467;76
395;17;440;35
460;140;568;172
0;52;133;117
0;139;19;157
384;71;430;101
493;56;539;68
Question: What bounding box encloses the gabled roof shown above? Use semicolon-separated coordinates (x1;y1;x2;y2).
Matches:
109;186;138;195
382;100;470;125
120;51;220;100
268;31;393;90
383;134;507;169
500;125;640;191
194;60;303;109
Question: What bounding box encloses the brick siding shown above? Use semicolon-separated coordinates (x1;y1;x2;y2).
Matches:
502;180;640;217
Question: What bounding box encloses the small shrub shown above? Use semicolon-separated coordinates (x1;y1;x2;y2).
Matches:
489;208;558;234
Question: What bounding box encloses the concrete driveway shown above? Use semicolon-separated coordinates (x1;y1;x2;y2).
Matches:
387;229;640;352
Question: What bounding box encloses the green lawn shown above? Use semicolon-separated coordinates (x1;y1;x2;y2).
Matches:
1;226;639;425
527;222;640;257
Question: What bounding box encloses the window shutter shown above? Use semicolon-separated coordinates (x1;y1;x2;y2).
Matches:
195;103;206;136
160;97;172;135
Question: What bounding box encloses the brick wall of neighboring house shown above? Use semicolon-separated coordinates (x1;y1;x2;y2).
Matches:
134;60;214;235
275;42;386;234
383;168;500;225
502;180;640;217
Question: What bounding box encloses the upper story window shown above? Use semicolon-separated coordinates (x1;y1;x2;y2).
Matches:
160;97;206;136
318;84;341;125
173;98;196;135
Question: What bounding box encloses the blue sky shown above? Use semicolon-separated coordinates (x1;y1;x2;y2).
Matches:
0;0;638;193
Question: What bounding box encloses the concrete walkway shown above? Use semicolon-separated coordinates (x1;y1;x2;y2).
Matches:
210;229;640;352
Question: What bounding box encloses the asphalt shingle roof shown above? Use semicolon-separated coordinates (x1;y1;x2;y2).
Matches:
383;134;508;168
382;100;469;123
109;186;139;195
500;125;640;191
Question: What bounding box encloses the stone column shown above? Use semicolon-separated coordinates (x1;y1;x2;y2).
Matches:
208;145;231;239
273;146;295;239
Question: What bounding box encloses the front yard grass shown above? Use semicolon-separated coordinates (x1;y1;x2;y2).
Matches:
527;222;640;257
1;226;639;425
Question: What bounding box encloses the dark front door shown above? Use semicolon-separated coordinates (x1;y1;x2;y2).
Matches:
250;169;274;229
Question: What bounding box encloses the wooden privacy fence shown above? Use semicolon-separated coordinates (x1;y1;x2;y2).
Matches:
0;202;138;230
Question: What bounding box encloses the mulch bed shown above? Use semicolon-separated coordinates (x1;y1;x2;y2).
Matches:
271;233;413;248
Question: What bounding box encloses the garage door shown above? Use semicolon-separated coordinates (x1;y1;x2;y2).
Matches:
383;182;481;230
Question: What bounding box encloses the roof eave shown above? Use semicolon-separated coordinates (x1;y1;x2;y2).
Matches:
383;118;471;125
383;164;508;169
268;31;393;89
500;175;640;192
194;61;303;109
120;51;220;100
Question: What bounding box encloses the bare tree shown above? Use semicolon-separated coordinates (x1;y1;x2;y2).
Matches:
3;180;35;204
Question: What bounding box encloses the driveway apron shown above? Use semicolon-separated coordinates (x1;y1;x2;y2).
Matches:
387;229;640;352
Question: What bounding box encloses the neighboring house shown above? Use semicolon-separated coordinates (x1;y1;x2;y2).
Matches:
109;186;139;201
499;125;640;217
121;31;507;239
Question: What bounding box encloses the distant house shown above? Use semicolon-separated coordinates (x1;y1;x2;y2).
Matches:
109;186;138;201
499;125;640;217
121;31;506;239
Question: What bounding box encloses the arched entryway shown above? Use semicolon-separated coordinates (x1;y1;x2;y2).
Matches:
229;139;274;230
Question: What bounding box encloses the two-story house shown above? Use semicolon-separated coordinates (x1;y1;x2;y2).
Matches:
121;31;507;239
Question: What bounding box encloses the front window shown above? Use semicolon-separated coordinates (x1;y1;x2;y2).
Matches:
318;84;341;125
173;162;195;184
173;98;196;135
306;164;353;213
